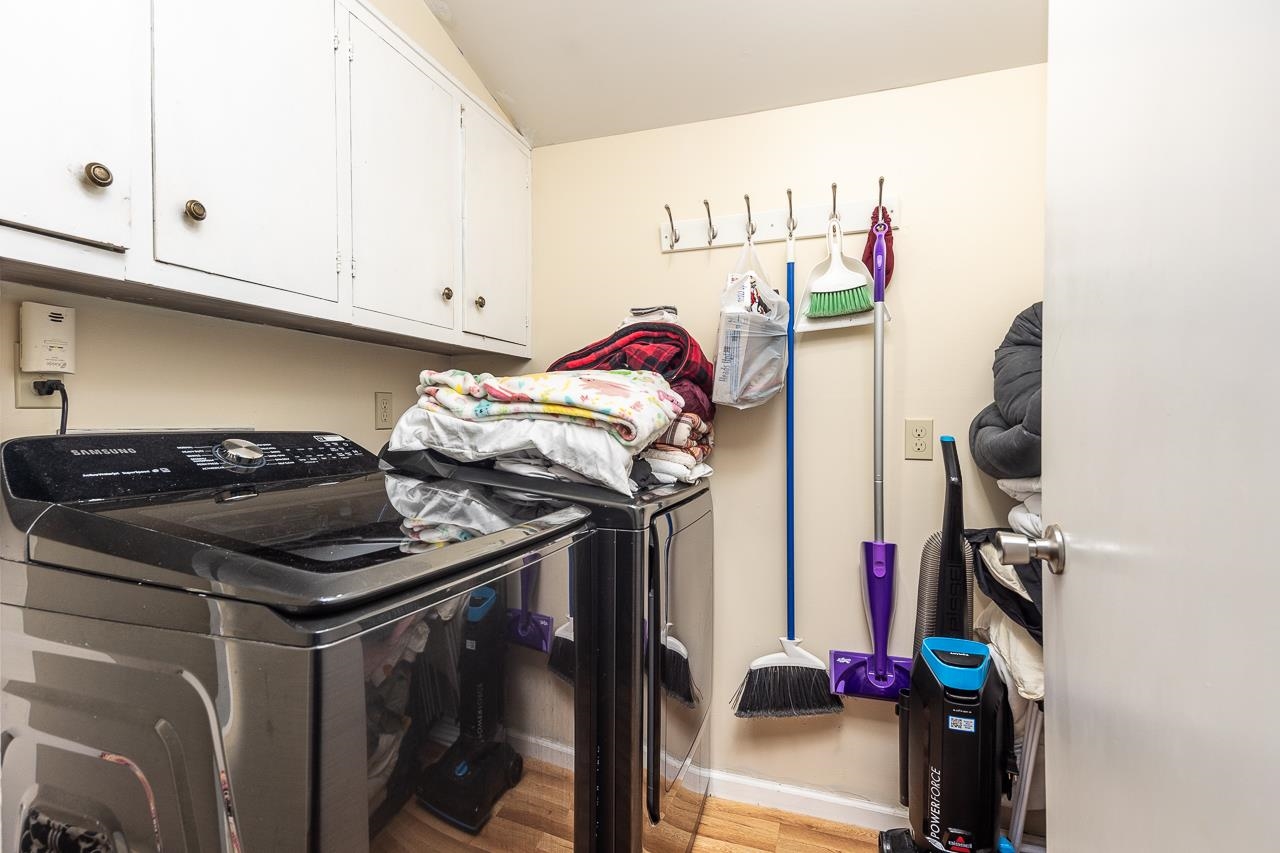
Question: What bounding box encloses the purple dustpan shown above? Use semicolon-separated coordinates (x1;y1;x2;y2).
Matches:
507;559;554;653
830;540;911;700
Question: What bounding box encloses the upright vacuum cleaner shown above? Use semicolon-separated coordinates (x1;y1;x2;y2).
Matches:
881;436;1016;853
418;585;524;834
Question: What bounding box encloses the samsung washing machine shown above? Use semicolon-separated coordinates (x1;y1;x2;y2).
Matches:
0;431;598;852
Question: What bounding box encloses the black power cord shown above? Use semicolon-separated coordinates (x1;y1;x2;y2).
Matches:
32;379;69;435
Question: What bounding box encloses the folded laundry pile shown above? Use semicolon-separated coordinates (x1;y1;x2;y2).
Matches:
641;412;714;485
389;320;719;495
549;320;718;485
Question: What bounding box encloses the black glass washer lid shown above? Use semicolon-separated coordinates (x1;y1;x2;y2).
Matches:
23;472;589;613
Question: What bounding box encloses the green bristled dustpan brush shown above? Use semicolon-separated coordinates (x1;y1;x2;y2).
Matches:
803;216;873;319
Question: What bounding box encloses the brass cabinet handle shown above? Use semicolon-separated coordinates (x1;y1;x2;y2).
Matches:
474;296;486;309
441;287;454;301
84;162;113;187
185;199;207;221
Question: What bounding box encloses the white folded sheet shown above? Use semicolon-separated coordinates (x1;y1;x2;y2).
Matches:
390;405;635;495
644;456;713;485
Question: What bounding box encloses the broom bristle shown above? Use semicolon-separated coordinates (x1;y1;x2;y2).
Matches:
662;645;701;708
807;286;873;318
547;635;575;684
732;665;844;718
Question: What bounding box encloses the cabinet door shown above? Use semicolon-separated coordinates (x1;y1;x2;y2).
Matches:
152;0;339;300
0;0;133;249
462;107;530;345
349;18;458;328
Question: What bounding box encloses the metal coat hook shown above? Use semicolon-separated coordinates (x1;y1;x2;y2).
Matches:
785;189;797;237
831;182;839;219
664;205;680;249
744;194;756;239
877;176;885;211
703;199;718;245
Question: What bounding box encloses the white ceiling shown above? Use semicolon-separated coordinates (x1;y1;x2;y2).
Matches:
425;0;1047;146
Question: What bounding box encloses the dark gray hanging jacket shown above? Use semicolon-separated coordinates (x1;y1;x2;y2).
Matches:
969;302;1042;480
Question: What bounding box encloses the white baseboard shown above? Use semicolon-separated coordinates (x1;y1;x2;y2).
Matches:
705;768;909;833
506;729;575;772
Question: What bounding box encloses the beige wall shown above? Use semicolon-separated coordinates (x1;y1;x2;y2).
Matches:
523;65;1047;805
0;283;436;449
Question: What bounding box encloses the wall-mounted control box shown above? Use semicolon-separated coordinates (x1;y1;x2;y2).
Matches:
19;302;76;373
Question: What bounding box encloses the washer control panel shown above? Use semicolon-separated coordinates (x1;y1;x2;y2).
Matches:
3;431;380;503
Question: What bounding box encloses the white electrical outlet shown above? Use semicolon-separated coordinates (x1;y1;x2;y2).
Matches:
905;418;933;460
375;392;395;429
13;344;63;409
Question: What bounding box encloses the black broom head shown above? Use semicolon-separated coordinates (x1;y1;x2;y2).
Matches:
731;665;844;718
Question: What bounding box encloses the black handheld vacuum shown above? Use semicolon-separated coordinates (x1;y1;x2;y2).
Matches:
881;436;1016;853
417;585;524;834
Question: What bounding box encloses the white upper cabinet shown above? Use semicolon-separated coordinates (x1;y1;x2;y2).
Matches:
0;0;133;249
151;0;340;301
0;0;531;354
462;106;531;346
348;16;459;329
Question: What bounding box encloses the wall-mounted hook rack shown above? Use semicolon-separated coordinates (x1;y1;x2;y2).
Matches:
659;189;901;254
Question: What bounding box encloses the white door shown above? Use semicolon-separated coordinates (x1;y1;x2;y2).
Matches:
152;0;338;300
1042;2;1278;849
462;106;530;345
348;17;458;329
0;0;133;249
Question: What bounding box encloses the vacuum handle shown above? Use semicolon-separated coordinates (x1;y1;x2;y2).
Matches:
941;435;961;486
937;436;968;639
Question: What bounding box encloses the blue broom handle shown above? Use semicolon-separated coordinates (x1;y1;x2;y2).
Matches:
786;242;796;641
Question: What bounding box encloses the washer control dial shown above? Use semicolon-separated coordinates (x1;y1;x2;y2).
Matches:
213;438;266;469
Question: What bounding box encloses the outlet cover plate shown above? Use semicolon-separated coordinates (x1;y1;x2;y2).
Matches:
375;392;394;429
905;418;933;460
14;344;63;408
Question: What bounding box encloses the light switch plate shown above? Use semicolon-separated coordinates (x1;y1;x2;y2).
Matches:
375;392;395;429
14;344;63;408
905;418;933;460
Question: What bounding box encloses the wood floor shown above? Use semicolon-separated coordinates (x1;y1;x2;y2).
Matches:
371;755;877;852
689;798;878;853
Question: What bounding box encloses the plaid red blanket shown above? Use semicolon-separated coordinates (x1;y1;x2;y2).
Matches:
548;323;715;420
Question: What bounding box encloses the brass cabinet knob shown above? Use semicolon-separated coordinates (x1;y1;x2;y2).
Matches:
84;162;113;187
184;199;207;221
441;287;454;301
474;296;486;309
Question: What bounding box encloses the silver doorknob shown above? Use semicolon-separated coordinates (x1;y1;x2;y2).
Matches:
442;287;454;301
995;524;1068;575
474;295;486;309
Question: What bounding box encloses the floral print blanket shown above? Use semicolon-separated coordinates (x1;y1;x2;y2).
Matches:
416;369;682;449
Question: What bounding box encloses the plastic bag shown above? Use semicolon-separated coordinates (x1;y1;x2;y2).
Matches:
712;241;789;409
